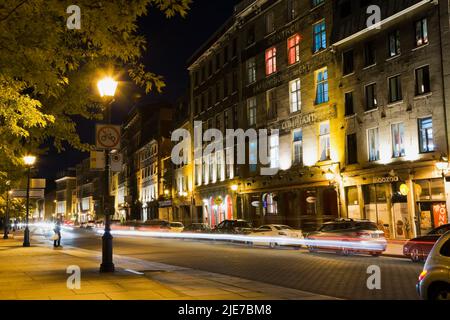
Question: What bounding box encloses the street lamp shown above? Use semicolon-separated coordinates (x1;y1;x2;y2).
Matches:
436;156;449;177
97;76;118;273
324;169;336;182
3;181;11;239
23;155;36;247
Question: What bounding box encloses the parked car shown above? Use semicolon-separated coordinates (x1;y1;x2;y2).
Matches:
305;219;387;256
212;219;253;235
247;224;303;248
182;223;211;234
417;231;450;300
404;224;450;262
138;219;170;232
168;222;184;233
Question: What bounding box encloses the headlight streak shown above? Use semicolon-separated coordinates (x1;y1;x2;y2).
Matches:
94;229;387;251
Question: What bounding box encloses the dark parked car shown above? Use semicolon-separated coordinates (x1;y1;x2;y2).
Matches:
404;224;450;262
306;219;387;256
182;223;211;233
212;219;253;235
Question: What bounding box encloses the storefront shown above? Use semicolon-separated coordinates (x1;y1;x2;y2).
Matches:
202;194;234;228
243;186;339;231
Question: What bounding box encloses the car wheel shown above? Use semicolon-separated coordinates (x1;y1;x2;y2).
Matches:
269;242;277;249
429;283;450;300
341;247;352;256
370;252;381;257
308;246;317;253
410;247;422;262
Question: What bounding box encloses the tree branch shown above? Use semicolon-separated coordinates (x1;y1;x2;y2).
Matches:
0;0;29;23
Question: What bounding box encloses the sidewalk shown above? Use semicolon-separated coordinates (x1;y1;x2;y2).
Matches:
0;236;337;300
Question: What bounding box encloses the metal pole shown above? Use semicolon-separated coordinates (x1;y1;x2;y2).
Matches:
23;167;31;247
100;100;115;273
3;188;10;239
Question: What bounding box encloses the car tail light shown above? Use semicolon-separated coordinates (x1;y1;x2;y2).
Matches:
418;270;427;282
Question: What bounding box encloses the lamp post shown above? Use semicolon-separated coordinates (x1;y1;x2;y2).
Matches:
23;155;36;247
97;76;118;273
3;181;11;239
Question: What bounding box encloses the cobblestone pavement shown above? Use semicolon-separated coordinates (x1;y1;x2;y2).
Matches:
60;228;424;300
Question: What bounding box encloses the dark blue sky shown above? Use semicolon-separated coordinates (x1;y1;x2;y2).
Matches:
39;0;241;188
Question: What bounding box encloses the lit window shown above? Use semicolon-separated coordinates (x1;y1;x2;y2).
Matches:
290;79;301;112
265;47;277;76
288;34;301;65
247;97;257;126
368;128;380;162
293;129;303;165
313;21;326;53
391;123;406;158
388;30;401;57
419;117;434;153
315;68;329;105
249;141;257;172
415;18;428;47
319;122;330;161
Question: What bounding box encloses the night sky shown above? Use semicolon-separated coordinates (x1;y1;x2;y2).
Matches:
39;0;241;190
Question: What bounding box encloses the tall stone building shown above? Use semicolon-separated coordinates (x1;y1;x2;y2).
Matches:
187;0;450;238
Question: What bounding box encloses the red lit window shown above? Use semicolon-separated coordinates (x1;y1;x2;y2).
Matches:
265;47;277;76
288;34;301;65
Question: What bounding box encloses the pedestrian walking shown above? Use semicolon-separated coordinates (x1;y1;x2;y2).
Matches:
53;220;61;247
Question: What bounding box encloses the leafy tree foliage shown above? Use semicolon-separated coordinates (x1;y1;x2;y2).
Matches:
0;0;191;185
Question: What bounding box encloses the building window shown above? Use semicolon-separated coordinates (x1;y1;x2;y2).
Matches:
247;97;257;126
288;34;301;65
368;128;380;162
215;53;221;70
247;25;255;46
364;41;376;66
342;49;354;75
266;89;277;120
365;83;377;111
419;117;434;153
265;47;277;76
391;123;406;158
289;79;301;113
345;92;354;116
312;0;324;8
313;20;326;53
415;18;429;47
246;58;256;84
388;30;401;57
415;66;430;95
319;121;330;161
270;134;279;169
347;133;358;164
293;129;303;165
224;46;229;64
287;0;299;21
266;11;275;34
388;75;402;103
315;68;329;105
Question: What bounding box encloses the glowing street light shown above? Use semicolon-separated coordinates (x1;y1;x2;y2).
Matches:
97;76;118;273
324;169;336;182
22;154;36;247
97;77;118;98
230;184;238;192
436;156;449;177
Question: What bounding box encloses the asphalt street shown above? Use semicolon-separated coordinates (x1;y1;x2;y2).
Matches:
44;228;424;300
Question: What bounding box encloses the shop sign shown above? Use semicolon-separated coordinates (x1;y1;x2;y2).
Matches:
306;196;317;204
159;200;172;208
214;197;223;206
251;201;260;207
373;176;399;184
433;204;448;227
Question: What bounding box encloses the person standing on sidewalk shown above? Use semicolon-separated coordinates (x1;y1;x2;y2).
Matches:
53;220;61;247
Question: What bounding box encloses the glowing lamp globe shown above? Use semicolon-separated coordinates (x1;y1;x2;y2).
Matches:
97;77;118;97
23;155;36;166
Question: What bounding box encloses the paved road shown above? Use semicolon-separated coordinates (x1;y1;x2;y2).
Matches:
49;228;423;300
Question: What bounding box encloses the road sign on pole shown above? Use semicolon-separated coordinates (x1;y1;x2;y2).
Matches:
11;189;45;199
95;124;121;150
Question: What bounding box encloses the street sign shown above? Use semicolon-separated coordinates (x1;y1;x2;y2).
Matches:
95;124;121;150
111;153;123;173
30;179;46;189
90;151;105;170
11;189;45;199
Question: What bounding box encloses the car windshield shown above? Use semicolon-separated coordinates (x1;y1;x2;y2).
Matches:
275;225;293;230
170;223;183;227
355;222;379;231
235;221;252;228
